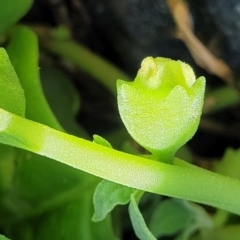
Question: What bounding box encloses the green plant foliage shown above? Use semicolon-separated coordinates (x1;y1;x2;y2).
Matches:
0;0;33;36
214;148;240;180
92;135;134;222
149;199;212;240
0;235;10;240
6;25;61;129
149;199;191;238
194;224;240;240
45;26;131;95
1;12;240;239
40;67;89;138
0;144;15;193
129;193;156;240
1;106;240;216
93;179;134;222
0;48;25;116
117;57;205;162
93;134;113;148
0;29;118;240
33;193;119;240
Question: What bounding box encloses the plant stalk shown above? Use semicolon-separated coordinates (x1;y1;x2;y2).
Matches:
1;107;240;215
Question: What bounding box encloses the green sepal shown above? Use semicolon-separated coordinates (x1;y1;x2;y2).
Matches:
117;57;205;162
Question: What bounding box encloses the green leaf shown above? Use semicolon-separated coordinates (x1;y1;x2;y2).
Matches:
182;201;212;229
93;134;113;148
93;179;134;221
214;148;240;180
9;192;119;240
0;48;25;116
12;152;94;208
0;27;100;228
196;224;240;240
175;201;213;240
129;193;156;240
117;57;205;162
0;235;10;240
0;144;15;193
92;134;134;221
6;25;62;129
0;0;33;36
149;199;212;240
149;199;191;238
34;192;119;240
40;67;89;138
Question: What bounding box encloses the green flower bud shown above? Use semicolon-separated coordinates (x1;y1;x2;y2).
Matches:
117;57;205;163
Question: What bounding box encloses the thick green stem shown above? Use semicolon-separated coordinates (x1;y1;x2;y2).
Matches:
1;107;240;215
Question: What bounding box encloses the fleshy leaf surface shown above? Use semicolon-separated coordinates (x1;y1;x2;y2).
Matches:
0;0;33;35
0;235;10;240
6;26;61;129
0;48;25;116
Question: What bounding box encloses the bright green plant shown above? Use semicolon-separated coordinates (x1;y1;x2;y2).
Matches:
117;56;205;162
1;3;240;240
